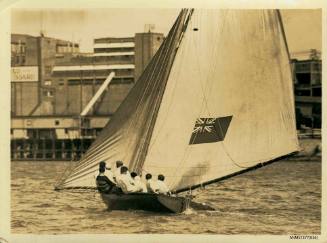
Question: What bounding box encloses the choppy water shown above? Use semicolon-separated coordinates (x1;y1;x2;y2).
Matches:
11;160;321;234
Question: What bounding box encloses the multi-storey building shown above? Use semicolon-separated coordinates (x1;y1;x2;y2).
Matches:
11;34;79;116
51;33;164;116
11;32;164;161
291;49;322;129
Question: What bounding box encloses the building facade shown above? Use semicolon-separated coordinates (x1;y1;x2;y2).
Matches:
11;34;79;117
11;32;164;160
291;49;322;129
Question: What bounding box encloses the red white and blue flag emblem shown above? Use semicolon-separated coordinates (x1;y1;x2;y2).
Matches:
189;116;232;145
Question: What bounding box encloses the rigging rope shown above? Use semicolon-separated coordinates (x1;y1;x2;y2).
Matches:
55;121;80;188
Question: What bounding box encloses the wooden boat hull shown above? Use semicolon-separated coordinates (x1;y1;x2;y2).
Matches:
100;192;215;213
100;193;191;213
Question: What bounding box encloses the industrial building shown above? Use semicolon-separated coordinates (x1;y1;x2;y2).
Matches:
11;32;164;160
291;49;322;129
11;33;80;116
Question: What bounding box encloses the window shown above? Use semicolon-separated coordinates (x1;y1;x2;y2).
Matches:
11;43;18;53
82;80;93;85
295;73;311;85
55;120;60;126
39;129;55;139
43;90;54;97
81;118;90;128
45;65;52;73
295;63;310;72
81;128;94;137
311;73;321;85
44;80;52;86
295;89;311;96
312;87;321;97
58;79;65;86
27;129;37;139
312;104;321;115
68;80;81;85
20;44;26;53
11;43;26;54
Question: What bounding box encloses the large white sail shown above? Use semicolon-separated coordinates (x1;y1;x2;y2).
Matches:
143;9;299;191
57;9;299;191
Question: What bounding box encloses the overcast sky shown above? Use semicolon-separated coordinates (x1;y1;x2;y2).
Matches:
11;9;322;53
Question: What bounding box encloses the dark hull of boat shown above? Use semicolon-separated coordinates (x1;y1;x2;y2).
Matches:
100;193;191;213
100;193;216;213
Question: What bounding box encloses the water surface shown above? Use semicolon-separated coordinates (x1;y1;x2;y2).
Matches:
11;160;321;234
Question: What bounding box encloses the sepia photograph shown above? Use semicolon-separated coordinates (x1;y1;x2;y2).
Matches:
0;0;325;242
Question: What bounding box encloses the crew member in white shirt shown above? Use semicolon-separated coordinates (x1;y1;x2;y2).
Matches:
112;160;124;183
157;174;170;195
145;173;159;193
131;172;147;193
117;166;142;193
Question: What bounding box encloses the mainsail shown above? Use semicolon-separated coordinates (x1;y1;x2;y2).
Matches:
57;9;299;192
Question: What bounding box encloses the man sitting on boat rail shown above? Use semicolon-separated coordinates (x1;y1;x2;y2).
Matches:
157;174;170;195
117;166;142;193
145;173;159;193
131;172;147;193
99;161;115;183
96;165;115;194
112;160;124;183
144;173;171;195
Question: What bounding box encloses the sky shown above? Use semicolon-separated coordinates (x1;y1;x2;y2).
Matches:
11;9;322;53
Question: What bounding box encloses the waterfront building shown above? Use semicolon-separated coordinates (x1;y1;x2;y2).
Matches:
11;32;164;160
291;49;322;129
11;34;79;117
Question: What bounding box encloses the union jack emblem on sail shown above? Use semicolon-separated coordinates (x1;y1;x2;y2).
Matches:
189;116;233;145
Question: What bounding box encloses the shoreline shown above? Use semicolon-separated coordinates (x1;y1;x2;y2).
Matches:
10;138;322;163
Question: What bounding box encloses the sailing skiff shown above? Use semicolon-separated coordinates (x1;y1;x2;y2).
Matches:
100;192;215;213
55;9;299;213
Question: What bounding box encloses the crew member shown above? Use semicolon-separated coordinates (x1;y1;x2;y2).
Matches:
95;166;115;194
157;174;170;195
113;160;124;183
99;161;115;183
131;172;147;193
145;173;159;193
117;166;142;193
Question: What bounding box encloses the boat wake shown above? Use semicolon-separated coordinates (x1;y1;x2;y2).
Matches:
182;207;195;215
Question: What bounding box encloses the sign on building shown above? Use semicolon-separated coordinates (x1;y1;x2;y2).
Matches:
11;66;38;82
